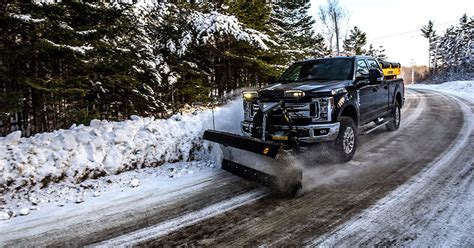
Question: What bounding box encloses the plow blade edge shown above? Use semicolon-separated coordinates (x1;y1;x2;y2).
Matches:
203;130;302;196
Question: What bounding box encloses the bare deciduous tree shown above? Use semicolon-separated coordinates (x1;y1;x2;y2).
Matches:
318;0;347;55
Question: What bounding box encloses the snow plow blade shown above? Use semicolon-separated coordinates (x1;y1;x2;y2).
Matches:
203;130;302;196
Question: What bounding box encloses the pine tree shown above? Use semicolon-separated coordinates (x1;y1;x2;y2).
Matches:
343;26;367;55
1;2;161;134
421;20;438;73
271;0;328;63
421;15;473;76
365;44;387;60
1;1;338;136
452;14;472;73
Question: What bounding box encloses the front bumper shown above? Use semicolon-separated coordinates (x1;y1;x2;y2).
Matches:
241;121;340;143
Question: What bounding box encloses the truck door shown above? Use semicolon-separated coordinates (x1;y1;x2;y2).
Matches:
355;59;378;124
367;58;390;117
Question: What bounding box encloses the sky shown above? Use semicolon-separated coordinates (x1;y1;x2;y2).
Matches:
309;0;474;66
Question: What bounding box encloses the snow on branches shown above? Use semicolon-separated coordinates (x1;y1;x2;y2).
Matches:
186;11;277;54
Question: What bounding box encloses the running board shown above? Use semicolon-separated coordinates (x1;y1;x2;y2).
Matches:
360;118;393;135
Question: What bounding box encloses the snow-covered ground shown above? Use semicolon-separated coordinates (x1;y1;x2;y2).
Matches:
0;100;243;220
1;80;472;233
410;80;474;102
311;80;474;246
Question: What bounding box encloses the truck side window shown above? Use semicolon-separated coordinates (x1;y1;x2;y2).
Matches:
367;59;381;70
356;60;369;76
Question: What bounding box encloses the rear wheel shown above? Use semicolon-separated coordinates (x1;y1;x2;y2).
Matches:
386;101;401;131
333;117;357;162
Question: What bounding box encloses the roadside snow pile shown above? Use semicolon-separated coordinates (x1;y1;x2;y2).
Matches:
0;160;215;221
0;100;243;192
410;80;474;102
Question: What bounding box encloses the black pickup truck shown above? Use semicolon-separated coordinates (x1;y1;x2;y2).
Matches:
241;56;404;161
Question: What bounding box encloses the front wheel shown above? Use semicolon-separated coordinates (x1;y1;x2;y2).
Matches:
332;117;357;162
386;101;401;131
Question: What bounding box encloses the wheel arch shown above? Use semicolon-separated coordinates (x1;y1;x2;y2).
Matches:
395;91;402;106
392;82;404;107
337;103;359;127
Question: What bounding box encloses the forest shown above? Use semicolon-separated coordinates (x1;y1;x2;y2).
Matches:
0;1;472;136
421;15;474;79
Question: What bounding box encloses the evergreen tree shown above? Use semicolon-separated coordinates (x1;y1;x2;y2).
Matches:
421;20;438;73
1;1;334;136
271;0;328;63
365;44;387;60
421;15;473;76
343;26;367;55
1;2;160;134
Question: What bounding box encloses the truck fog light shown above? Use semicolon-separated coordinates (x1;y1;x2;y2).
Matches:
314;128;330;136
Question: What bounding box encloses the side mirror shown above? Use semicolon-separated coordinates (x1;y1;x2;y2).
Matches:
267;76;277;85
369;69;383;84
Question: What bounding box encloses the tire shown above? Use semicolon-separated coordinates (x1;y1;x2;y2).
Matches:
332;117;357;162
386;101;401;131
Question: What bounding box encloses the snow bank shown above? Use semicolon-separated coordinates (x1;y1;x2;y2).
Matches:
409;80;474;102
0;100;243;191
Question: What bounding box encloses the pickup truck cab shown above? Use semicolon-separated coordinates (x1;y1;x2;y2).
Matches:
241;56;404;161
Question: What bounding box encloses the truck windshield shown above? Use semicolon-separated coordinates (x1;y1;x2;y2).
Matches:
279;58;354;82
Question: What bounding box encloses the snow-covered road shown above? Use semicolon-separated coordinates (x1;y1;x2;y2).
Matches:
1;82;472;247
310;89;473;247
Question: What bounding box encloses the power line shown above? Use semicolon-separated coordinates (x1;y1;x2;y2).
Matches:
371;20;459;41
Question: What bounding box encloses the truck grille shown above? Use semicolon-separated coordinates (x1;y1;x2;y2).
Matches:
250;102;319;119
285;103;318;118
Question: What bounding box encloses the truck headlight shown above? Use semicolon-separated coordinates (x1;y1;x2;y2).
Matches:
331;88;347;95
315;97;333;121
285;90;305;98
243;91;258;101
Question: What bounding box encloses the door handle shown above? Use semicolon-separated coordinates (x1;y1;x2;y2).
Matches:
372;87;378;92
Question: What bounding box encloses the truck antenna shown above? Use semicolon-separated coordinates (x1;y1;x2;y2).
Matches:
211;87;216;130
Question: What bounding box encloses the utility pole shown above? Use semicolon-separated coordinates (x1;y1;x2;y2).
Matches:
410;59;416;84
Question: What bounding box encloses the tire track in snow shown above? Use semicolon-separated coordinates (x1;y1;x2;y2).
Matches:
309;89;473;247
2;89;466;247
146;89;465;246
92;189;269;247
0;170;258;246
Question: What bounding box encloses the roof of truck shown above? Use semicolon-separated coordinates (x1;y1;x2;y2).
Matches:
300;55;375;63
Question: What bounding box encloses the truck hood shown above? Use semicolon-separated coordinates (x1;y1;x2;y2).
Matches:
260;80;351;95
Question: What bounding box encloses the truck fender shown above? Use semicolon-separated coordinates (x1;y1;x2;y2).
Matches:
391;86;403;109
336;101;360;127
